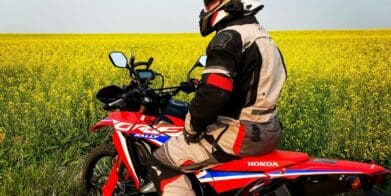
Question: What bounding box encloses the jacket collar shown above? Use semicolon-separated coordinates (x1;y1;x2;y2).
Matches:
215;15;259;32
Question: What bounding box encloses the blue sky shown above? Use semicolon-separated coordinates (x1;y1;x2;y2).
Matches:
0;0;390;33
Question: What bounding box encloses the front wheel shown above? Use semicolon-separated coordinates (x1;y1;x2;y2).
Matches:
82;143;117;195
82;143;156;195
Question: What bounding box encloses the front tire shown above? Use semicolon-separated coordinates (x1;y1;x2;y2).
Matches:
82;142;157;195
82;143;117;195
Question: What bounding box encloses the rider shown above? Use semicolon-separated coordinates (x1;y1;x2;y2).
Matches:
149;0;287;195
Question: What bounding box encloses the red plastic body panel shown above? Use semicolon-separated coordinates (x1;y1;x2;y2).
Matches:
205;152;390;193
165;115;185;126
211;150;310;172
89;112;157;132
290;158;389;176
89;118;113;132
89;111;390;194
102;157;120;196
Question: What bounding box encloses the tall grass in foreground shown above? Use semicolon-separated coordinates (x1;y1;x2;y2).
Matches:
0;31;390;194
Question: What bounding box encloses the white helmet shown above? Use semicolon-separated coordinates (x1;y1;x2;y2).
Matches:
199;0;264;36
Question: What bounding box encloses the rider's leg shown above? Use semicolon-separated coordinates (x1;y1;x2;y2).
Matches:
148;134;218;195
147;115;281;195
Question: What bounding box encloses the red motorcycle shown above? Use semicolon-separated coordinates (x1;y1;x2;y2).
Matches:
82;51;390;195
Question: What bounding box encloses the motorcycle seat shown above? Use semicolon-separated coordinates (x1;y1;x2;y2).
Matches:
210;150;310;172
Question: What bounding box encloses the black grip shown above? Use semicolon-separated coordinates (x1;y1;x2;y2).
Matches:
180;81;196;94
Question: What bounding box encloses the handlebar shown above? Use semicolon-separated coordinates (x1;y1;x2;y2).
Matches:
101;78;199;112
103;51;203;112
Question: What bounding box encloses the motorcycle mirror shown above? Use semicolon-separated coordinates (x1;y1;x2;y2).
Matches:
129;55;135;69
187;55;207;81
109;52;128;68
198;55;207;67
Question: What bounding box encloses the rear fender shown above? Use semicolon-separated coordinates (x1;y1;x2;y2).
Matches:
234;160;390;195
266;159;389;195
284;158;388;177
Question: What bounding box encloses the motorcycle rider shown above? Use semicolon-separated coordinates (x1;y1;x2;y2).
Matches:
148;0;287;195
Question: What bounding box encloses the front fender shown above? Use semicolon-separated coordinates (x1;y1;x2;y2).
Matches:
89;118;113;132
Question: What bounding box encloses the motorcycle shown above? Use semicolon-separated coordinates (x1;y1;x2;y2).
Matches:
82;51;390;196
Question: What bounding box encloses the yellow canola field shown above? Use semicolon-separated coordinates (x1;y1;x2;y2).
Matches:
0;31;390;193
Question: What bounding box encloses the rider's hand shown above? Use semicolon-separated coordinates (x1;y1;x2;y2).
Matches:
180;79;199;94
183;129;204;145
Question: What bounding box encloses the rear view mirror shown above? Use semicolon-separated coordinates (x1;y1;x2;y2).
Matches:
187;55;207;81
198;55;207;67
109;52;128;68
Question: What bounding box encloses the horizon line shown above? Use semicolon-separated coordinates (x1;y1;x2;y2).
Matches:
1;28;390;35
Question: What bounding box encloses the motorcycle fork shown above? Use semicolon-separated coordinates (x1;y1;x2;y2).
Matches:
117;158;134;181
117;159;126;179
106;131;142;195
102;156;121;196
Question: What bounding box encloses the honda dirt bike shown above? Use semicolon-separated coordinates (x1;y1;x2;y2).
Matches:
82;51;390;196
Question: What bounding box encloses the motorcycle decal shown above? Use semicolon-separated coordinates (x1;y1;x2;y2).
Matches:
146;138;164;146
132;124;183;136
197;170;267;183
151;136;170;144
197;170;262;193
112;131;141;189
197;168;366;193
268;169;364;177
211;150;309;172
131;134;170;146
247;161;279;167
113;120;135;132
132;133;160;139
145;136;171;147
198;169;365;184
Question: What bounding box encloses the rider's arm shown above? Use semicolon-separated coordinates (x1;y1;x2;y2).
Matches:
188;30;242;133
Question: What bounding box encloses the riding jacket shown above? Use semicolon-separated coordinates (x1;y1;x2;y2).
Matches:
188;15;287;134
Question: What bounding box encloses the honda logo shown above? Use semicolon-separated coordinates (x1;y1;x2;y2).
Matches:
248;161;279;167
